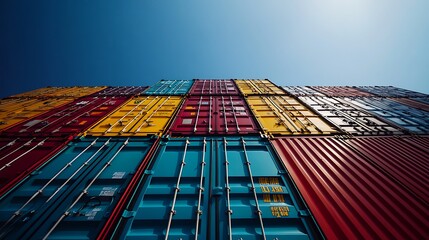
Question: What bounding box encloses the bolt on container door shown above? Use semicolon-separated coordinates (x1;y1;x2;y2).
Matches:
356;86;428;98
189;79;240;95
0;98;74;131
7;86;107;99
389;98;429;112
93;86;149;96
0;137;155;239
281;86;325;97
298;96;404;135
235;79;286;95
308;86;374;97
246;95;337;136
112;137;322;240
169;96;260;135
271;137;429;240
144;80;194;95
347;97;429;134
1;96;128;137
0;136;72;196
84;96;182;137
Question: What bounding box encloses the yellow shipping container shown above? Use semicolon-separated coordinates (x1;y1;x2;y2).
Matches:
8;86;106;98
235;79;286;95
0;98;74;131
246;95;338;136
84;96;183;136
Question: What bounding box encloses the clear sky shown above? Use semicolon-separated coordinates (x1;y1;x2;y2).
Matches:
1;0;429;98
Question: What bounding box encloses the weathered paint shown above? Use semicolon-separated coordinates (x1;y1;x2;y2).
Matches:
235;79;286;95
299;96;404;135
7;86;107;99
2;96;129;137
93;86;149;96
281;86;325;97
144;80;194;95
0;136;73;196
189;79;240;95
271;137;429;240
308;86;374;97
356;86;428;98
0;137;155;239
169;96;260;135
84;96;183;136
0;98;74;131
246;95;338;136
110;137;322;240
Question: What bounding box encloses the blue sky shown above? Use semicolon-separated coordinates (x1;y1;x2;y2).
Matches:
1;0;429;98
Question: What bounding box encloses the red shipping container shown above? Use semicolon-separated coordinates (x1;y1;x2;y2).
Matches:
189;79;240;95
309;86;375;97
271;137;429;240
1;96;128;137
169;95;260;135
92;86;149;96
0;136;72;196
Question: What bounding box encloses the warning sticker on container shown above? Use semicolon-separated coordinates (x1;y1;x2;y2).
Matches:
201;101;209;105
23;120;42;127
182;119;193;124
99;187;117;196
112;172;126;179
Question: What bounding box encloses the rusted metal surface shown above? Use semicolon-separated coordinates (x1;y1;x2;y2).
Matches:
169;96;260;135
271;137;429;240
309;86;374;97
189;79;240;95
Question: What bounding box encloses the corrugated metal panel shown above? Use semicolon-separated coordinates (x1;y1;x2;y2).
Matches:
189;79;240;95
169;96;260;135
144;80;194;95
235;79;286;95
0;98;74;131
308;86;374;97
1;96;128;137
271;137;429;240
0;137;155;239
390;98;429;112
0;136;72;196
246;95;338;136
7;86;107;99
84;96;182;136
356;86;428;98
93;86;149;96
410;97;429;105
347;97;429;134
299;96;404;135
111;137;322;239
281;86;325;97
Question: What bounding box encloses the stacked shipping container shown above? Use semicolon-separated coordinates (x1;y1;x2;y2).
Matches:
0;81;428;239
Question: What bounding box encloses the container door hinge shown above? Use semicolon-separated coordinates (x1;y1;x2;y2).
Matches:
122;210;136;219
212;187;223;197
298;210;310;217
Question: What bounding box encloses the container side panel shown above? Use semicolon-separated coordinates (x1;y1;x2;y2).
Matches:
235;79;286;95
308;86;374;97
189;79;240;95
144;80;194;95
356;86;429;98
281;86;325;97
0;137;154;239
389;98;429;112
1;96;128;137
85;96;182;136
271;137;429;240
7;86;107;99
298;96;404;135
246;96;337;136
410;97;429;105
93;86;149;96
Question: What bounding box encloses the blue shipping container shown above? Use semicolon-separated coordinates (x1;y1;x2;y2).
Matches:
356;86;428;98
0;137;155;239
144;80;194;95
113;136;322;240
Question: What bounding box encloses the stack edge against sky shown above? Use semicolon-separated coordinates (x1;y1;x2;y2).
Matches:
0;79;428;240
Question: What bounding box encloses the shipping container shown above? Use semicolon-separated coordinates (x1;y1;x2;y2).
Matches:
84;96;183;137
189;79;240;95
7;86;107;99
144;80;194;95
109;137;322;240
281;86;325;97
271;137;429;240
389;97;429;112
1;96;128;137
245;95;338;136
0;137;156;239
347;97;429;134
356;86;428;98
235;79;286;95
410;97;429;105
308;86;374;97
92;86;149;96
169;95;260;135
0;98;74;131
0;136;73;196
298;96;404;135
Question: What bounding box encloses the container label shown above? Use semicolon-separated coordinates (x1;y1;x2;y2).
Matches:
76;101;89;105
271;206;289;217
100;187;117;196
112;172;126;179
182;119;193;125
23;120;42;127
